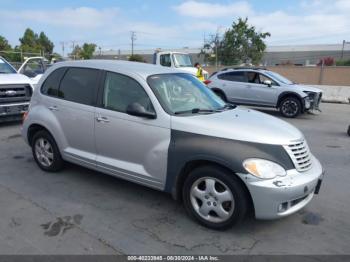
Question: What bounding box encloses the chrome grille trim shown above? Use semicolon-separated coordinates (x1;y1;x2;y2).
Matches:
284;139;312;172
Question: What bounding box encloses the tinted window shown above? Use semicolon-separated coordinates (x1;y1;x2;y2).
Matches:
41;67;67;97
103;72;153;113
218;71;246;82
160;54;171;67
59;68;99;105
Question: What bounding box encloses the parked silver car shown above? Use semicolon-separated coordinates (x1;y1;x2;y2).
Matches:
207;68;323;118
22;60;324;229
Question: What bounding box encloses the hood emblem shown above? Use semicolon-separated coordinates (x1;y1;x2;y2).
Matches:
5;90;17;96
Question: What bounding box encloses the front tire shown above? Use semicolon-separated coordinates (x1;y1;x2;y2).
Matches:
32;130;64;172
182;165;248;230
279;96;301;118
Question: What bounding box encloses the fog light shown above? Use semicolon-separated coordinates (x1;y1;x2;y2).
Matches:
278;202;288;212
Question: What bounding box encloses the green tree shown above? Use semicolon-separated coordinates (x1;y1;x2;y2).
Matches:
129;54;145;62
0;35;12;51
0;35;12;60
80;43;96;59
336;59;350;66
38;32;54;54
203;18;271;66
70;45;82;60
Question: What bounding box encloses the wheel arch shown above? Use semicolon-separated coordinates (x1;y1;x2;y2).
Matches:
27;124;52;146
172;159;254;215
277;92;305;110
211;88;227;101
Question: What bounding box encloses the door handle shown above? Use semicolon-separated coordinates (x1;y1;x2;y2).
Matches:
96;116;110;123
48;106;58;111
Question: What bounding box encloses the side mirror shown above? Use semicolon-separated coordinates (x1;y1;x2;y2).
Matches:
126;102;156;119
263;79;272;87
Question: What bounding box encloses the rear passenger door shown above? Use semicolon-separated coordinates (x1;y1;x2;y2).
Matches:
94;71;170;190
216;71;249;104
41;67;101;169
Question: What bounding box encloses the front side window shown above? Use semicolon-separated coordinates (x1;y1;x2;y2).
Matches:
147;73;225;114
21;59;45;78
160;54;171;67
218;71;247;82
41;67;67;97
103;72;154;113
264;71;294;85
258;73;278;86
58;67;99;106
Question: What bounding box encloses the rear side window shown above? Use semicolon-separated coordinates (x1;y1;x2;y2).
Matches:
218;71;246;82
160;54;171;67
41;67;66;97
58;68;99;106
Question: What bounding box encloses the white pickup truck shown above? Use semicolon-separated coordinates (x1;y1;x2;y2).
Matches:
0;56;47;122
152;51;209;80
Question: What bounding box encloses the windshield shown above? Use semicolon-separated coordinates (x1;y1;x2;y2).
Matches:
172;54;193;68
147;73;226;115
0;58;17;74
265;71;294;85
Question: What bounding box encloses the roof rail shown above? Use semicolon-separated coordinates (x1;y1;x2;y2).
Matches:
219;66;267;71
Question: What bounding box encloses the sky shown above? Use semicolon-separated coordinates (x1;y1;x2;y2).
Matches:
0;0;349;54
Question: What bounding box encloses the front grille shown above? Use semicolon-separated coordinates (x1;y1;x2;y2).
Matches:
0;84;32;104
284;139;312;172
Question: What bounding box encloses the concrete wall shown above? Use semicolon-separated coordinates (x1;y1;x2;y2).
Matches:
204;66;350;86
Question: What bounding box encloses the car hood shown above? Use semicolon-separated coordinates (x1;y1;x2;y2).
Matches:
0;73;33;85
292;84;322;93
171;107;303;145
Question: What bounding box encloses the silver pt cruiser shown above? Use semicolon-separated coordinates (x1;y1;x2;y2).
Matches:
22;60;324;229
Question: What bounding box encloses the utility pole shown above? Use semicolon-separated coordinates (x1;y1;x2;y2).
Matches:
341;40;345;60
341;40;350;60
60;42;65;57
71;40;77;60
131;31;136;56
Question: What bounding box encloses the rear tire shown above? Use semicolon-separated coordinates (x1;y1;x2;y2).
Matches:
347;125;350;136
182;165;248;230
279;96;301;118
32;130;64;172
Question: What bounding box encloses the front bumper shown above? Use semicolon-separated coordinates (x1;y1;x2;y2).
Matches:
0;102;29;117
239;155;324;219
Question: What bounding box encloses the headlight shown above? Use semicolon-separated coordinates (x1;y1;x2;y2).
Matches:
243;158;286;179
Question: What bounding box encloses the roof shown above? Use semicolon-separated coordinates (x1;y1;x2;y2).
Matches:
52;59;182;79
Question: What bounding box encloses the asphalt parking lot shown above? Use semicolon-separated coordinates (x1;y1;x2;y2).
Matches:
0;103;349;255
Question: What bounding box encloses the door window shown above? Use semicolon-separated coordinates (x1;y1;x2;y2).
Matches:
103;72;154;113
41;67;67;97
58;67;99;106
160;54;171;67
246;72;260;84
22;59;45;78
217;71;246;82
258;73;278;86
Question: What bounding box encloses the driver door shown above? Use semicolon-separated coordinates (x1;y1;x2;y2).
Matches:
246;72;279;106
94;71;171;190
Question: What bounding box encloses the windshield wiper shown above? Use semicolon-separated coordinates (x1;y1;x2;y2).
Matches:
174;108;217;115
